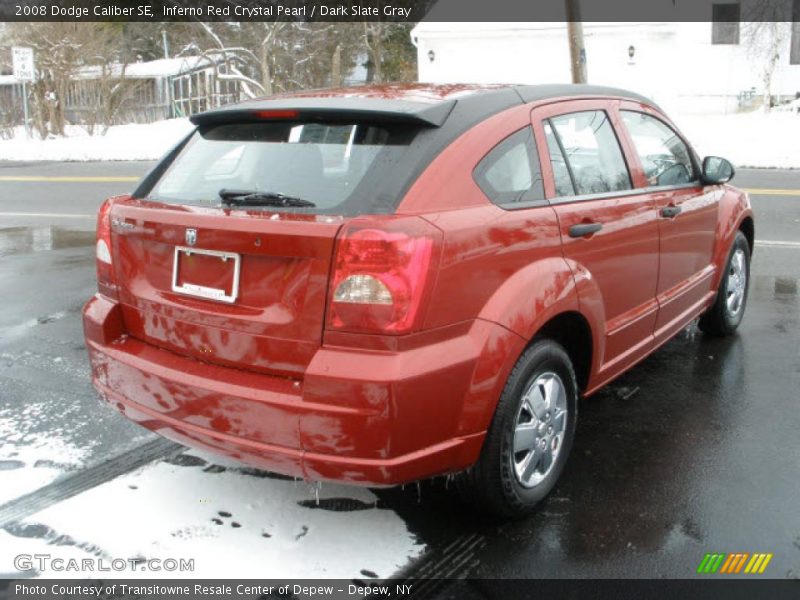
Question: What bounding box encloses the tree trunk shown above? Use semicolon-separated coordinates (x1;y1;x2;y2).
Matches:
31;81;48;140
372;28;383;84
363;23;383;84
762;35;781;113
331;45;342;87
260;42;273;96
565;0;588;84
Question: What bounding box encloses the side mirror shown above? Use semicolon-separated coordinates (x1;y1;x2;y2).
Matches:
701;156;735;185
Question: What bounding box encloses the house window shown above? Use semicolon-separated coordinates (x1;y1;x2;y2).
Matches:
791;0;800;65
712;3;741;45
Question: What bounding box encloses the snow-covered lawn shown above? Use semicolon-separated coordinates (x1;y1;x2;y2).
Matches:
0;119;194;162
673;110;800;170
0;109;796;168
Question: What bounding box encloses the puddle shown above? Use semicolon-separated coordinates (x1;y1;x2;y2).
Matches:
0;311;67;342
0;227;94;257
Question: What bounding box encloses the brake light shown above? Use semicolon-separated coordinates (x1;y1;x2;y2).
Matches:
327;217;441;334
253;109;299;120
95;198;118;300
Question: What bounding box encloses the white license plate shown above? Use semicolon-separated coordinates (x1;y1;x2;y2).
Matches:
171;246;241;304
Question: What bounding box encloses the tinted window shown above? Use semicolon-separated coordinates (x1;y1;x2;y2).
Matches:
148;121;417;214
544;121;575;197
549;111;632;196
621;111;697;187
473;127;544;205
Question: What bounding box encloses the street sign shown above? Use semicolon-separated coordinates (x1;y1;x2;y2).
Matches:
12;46;34;82
11;46;34;139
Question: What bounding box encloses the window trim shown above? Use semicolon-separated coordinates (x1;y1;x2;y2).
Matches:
711;3;741;45
472;125;548;209
619;109;702;190
545;109;635;202
791;0;800;65
545;118;578;197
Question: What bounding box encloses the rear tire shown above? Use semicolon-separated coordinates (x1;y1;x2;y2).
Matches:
698;231;751;337
460;339;578;518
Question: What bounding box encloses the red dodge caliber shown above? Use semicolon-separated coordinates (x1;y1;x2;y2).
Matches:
84;84;753;516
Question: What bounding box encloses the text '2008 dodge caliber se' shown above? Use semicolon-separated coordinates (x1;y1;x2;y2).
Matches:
84;84;753;517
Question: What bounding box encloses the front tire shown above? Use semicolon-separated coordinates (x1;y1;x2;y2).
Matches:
461;339;578;518
699;231;751;336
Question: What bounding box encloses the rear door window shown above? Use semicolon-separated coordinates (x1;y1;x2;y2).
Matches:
620;111;697;187
473;127;545;206
548;110;632;196
148;121;417;215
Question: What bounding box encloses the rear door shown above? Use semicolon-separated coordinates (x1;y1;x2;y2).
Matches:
616;106;719;342
532;100;659;381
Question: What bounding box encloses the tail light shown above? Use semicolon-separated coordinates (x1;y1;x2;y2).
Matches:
327;216;441;334
96;198;118;300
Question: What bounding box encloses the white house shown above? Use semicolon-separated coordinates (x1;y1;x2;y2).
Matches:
411;19;800;114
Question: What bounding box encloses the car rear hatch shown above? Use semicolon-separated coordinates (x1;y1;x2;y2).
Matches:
111;200;342;377
107;101;452;377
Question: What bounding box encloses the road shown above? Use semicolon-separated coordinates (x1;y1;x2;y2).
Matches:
0;161;799;583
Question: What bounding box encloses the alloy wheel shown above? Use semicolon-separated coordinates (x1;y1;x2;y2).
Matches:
726;248;747;317
512;372;568;488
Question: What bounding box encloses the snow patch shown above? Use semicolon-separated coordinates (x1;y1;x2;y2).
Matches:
1;450;424;579
0;398;96;504
0;119;194;162
672;110;800;169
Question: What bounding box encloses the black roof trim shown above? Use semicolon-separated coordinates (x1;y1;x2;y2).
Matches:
189;84;659;130
190;97;457;128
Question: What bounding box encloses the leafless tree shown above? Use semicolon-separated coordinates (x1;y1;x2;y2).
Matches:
742;0;793;112
5;23;133;137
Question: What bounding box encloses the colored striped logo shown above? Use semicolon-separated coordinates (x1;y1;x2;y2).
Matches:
697;552;773;574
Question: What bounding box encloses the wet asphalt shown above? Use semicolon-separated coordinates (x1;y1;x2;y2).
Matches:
0;161;799;581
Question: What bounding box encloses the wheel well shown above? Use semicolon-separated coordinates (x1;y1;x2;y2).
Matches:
535;312;592;394
739;216;755;255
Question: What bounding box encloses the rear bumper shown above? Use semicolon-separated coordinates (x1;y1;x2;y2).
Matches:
83;294;501;486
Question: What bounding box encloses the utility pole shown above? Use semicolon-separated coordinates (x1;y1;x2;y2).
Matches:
565;0;588;84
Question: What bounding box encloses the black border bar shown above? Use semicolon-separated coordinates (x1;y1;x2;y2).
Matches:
1;578;799;600
1;0;797;23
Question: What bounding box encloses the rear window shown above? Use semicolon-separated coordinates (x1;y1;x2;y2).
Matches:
147;121;417;215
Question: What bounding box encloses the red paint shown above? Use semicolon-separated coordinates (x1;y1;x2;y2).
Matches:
83;87;753;485
252;109;300;119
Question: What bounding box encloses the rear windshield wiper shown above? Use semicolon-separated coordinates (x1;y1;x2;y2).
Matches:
218;189;316;208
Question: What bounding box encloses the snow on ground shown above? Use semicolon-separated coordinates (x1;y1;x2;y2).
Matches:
0;107;796;167
0;388;97;505
673;110;800;170
0;450;424;579
0;119;194;162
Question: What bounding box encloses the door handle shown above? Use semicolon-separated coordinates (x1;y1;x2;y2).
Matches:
660;205;682;218
568;222;603;238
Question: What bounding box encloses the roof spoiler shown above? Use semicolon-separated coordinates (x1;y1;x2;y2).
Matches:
190;98;457;128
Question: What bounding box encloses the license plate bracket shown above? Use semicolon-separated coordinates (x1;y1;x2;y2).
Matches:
171;246;240;304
